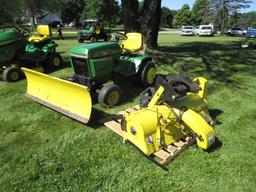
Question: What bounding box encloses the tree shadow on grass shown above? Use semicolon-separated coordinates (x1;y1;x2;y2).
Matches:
150;41;256;89
53;35;78;40
209;109;223;125
206;137;223;153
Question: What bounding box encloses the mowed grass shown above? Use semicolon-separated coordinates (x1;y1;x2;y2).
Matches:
0;34;256;192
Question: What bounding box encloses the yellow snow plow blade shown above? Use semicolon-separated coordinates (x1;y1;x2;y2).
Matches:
22;68;92;123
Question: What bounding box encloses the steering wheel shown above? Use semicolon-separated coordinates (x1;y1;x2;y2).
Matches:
110;31;127;42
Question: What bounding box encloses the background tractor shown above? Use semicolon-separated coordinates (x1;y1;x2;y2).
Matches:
77;19;111;43
0;25;62;82
22;32;156;123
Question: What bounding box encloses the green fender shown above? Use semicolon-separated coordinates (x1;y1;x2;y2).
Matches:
115;54;152;77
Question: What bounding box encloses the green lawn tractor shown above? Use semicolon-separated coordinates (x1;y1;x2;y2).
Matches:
78;19;111;43
0;25;62;82
22;32;156;123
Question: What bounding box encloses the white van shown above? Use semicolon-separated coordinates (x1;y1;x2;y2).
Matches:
180;26;196;36
198;24;214;36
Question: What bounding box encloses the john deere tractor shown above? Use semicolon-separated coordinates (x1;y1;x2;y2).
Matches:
0;25;62;82
22;32;156;123
78;19;111;43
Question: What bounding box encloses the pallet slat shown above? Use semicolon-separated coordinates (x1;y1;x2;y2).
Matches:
166;145;178;154
104;120;124;137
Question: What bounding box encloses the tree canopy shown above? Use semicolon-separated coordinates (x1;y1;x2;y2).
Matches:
174;4;192;27
161;7;176;28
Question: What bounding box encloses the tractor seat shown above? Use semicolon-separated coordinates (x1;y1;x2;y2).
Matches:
28;25;52;43
121;33;143;53
95;27;101;34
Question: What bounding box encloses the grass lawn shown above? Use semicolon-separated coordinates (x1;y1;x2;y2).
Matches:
0;34;256;192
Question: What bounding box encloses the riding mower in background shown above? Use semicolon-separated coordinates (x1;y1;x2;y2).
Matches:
78;19;111;43
0;25;62;82
22;32;156;123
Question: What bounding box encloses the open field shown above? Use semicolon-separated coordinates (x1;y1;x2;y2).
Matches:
0;34;256;191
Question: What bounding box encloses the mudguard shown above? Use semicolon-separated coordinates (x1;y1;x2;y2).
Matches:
181;108;215;149
22;68;92;123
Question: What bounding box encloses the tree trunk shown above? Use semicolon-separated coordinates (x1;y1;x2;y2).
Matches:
220;1;227;35
32;10;36;26
121;0;140;33
121;0;162;50
141;0;162;49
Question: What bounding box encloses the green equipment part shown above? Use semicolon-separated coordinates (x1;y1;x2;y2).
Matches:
0;25;63;82
23;32;156;122
78;19;110;43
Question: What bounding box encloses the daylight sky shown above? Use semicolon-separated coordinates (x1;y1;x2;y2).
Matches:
162;0;256;12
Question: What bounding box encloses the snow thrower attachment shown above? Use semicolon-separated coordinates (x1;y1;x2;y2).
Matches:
103;73;215;165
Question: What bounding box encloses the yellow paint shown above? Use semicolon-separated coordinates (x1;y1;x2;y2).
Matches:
122;33;143;52
107;91;120;106
146;67;156;84
28;25;52;42
53;56;60;67
95;27;101;34
22;68;92;123
124;105;185;155
123;76;215;156
181;109;215;149
194;77;207;100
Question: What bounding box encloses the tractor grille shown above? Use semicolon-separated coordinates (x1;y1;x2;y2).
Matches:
71;57;90;77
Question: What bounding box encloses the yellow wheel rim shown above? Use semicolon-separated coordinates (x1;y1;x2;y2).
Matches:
146;67;156;84
10;71;19;81
53;57;60;67
107;91;120;106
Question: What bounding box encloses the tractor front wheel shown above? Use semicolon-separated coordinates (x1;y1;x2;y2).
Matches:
140;62;156;87
78;37;84;43
90;36;97;43
3;67;22;82
45;53;63;70
98;84;121;106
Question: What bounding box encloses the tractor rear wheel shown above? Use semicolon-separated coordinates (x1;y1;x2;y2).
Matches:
98;84;121;106
140;61;156;86
3;67;22;82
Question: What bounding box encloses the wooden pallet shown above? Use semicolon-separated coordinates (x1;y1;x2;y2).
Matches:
102;105;195;166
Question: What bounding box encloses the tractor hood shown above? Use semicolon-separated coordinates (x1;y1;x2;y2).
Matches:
70;42;122;59
0;29;25;46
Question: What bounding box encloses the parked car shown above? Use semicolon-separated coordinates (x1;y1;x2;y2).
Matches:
180;26;195;36
226;27;243;35
242;29;247;35
198;25;214;36
245;28;256;38
195;26;200;35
